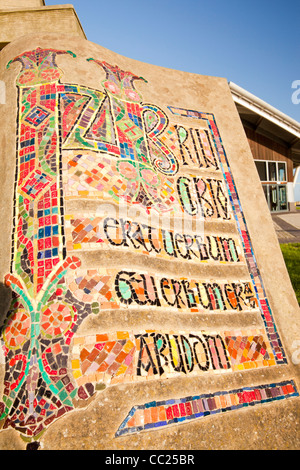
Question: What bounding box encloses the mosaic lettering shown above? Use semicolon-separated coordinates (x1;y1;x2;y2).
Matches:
114;270;257;312
66;215;243;264
71;328;276;390
0;48;294;448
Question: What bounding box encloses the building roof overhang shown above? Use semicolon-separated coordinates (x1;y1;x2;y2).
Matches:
229;82;300;166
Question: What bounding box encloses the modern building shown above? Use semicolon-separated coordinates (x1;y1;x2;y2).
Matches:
230;82;300;212
1;0;299;213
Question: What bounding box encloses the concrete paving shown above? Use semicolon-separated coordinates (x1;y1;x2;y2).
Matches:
272;211;300;244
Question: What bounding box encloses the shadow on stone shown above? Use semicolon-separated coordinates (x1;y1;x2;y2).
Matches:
0;282;12;329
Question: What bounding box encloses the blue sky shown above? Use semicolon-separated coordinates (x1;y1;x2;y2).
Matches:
46;0;300;121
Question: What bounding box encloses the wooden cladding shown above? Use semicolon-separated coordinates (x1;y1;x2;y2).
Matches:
245;126;293;182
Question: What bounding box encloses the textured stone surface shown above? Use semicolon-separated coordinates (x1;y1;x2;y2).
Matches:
0;0;45;9
0;5;85;49
0;33;299;450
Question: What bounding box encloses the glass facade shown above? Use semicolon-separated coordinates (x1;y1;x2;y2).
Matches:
254;160;288;212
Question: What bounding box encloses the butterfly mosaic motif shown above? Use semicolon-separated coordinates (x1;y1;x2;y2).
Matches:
0;48;97;445
0;47;179;445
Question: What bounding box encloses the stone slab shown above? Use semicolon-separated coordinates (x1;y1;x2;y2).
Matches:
0;33;299;450
0;5;86;50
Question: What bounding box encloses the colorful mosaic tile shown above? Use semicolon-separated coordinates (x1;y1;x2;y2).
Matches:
55;266;258;313
225;333;271;368
0;47;294;447
64;150;231;218
168;106;287;364
114;270;258;312
24;106;50;127
116;380;299;437
71;328;275;390
65;213;244;264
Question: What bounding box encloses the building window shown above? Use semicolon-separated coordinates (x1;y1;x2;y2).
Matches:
255;161;267;181
278;163;287;182
254;160;288;212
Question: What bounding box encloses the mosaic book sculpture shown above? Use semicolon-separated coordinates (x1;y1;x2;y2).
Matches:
0;45;298;449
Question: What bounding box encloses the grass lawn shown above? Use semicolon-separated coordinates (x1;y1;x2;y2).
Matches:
280;243;300;304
